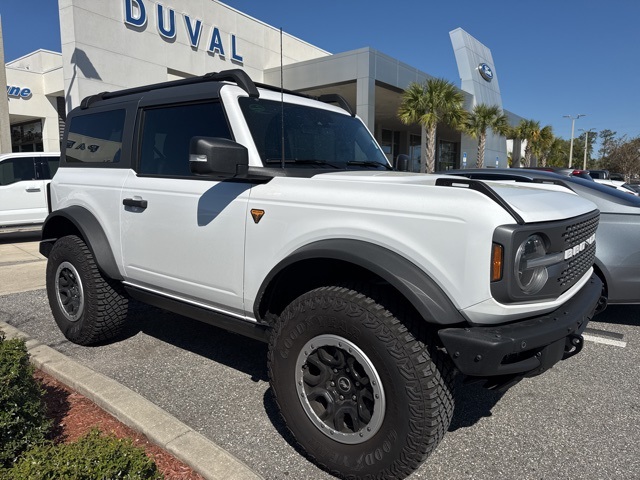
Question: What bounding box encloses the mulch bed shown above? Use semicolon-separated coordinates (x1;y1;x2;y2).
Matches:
35;370;205;480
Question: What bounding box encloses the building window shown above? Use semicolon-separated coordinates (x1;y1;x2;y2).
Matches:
409;134;422;172
11;120;43;152
437;140;458;171
380;129;399;164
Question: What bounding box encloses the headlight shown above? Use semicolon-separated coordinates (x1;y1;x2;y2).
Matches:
515;234;548;295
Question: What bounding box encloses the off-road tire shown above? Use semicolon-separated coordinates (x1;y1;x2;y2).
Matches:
46;235;129;345
268;285;455;480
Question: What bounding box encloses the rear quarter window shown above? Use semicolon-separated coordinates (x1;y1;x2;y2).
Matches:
65;109;126;164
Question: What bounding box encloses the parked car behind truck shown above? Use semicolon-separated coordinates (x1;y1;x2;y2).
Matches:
40;69;602;480
0;152;60;229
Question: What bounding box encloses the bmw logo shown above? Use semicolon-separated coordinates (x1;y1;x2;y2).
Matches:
478;63;494;82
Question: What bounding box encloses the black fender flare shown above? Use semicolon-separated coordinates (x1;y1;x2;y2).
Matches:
40;206;122;281
255;239;466;325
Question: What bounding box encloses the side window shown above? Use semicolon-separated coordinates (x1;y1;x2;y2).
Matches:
138;102;231;176
66;110;125;163
46;156;60;178
38;156;60;179
0;157;36;186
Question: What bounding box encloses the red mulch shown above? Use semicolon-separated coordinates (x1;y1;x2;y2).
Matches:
35;370;205;480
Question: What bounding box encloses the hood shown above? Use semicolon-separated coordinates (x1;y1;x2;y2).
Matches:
316;171;598;223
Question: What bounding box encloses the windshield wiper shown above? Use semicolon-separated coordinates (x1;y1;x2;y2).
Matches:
346;160;392;170
265;158;341;169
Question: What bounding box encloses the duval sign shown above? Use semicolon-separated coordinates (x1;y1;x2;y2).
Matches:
123;0;244;63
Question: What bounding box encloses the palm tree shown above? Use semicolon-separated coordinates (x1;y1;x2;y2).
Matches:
514;119;541;167
531;125;554;167
398;78;466;173
464;104;510;168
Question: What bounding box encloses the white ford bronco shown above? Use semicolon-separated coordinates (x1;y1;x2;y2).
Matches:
41;69;603;479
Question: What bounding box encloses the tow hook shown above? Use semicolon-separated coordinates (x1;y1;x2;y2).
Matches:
563;334;584;360
595;295;608;315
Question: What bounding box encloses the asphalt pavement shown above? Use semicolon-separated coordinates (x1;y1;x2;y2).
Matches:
1;232;639;479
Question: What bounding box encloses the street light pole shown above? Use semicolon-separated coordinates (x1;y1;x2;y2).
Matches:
579;128;596;170
563;114;586;167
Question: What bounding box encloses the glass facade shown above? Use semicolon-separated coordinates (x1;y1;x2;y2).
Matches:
437;140;458;171
11;120;44;152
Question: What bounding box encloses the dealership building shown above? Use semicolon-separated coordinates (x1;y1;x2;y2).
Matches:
4;0;523;169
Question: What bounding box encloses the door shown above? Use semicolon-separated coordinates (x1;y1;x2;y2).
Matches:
121;101;250;317
0;156;47;226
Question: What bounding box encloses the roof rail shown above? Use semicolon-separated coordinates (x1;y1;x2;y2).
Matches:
317;94;355;116
80;68;259;109
252;81;354;115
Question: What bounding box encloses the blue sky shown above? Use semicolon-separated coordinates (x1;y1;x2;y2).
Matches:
2;0;639;146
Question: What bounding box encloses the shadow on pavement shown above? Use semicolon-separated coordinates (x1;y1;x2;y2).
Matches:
119;301;269;382
592;304;640;327
449;378;504;431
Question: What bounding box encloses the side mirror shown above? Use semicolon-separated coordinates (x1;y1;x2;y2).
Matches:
189;137;249;177
395;154;410;172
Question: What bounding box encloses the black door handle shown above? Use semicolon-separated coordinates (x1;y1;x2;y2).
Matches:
123;198;148;209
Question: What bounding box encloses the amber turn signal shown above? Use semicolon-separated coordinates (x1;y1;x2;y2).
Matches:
491;243;503;282
251;209;265;224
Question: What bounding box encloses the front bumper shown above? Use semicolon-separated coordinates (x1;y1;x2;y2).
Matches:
438;274;602;380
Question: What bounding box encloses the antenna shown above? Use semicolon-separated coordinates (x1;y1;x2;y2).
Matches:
280;27;285;170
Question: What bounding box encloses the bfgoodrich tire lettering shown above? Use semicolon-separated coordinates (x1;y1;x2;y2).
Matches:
268;285;455;479
46;235;129;345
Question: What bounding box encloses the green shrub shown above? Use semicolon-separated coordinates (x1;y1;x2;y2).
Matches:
0;333;51;467
5;429;162;479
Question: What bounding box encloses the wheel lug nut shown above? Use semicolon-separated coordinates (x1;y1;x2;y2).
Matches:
339;395;344;400
333;368;338;373
352;395;357;401
330;381;335;387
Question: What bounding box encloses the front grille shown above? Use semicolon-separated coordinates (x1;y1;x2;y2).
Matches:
558;215;598;290
562;215;598;246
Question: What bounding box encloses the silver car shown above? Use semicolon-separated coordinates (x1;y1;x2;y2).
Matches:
445;168;640;308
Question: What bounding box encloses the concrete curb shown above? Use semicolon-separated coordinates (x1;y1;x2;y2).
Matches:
0;321;263;480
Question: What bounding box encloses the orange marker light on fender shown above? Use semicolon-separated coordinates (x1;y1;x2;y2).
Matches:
251;209;265;224
491;243;503;281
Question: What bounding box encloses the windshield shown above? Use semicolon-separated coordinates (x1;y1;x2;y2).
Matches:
239;97;390;170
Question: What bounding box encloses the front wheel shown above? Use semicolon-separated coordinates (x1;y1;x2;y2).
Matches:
268;285;454;479
46;235;129;345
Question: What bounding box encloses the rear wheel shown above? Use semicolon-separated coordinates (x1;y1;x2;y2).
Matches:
46;235;129;345
268;285;454;479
